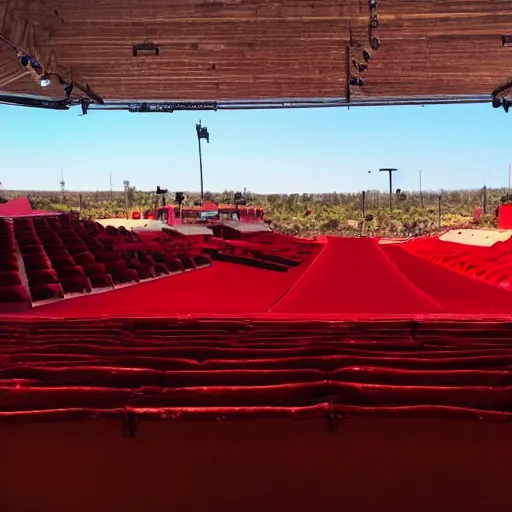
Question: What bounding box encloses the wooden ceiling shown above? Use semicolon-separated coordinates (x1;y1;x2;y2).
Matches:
0;0;511;103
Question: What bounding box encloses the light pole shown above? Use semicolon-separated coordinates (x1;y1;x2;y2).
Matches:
195;120;210;204
379;168;397;212
419;170;424;207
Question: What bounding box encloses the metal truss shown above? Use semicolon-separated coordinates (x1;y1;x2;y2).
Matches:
0;93;492;112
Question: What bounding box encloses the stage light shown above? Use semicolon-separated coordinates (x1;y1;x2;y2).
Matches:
504;100;510;113
362;49;372;62
175;192;185;206
20;56;29;67
352;59;368;72
492;97;502;108
350;77;364;87
40;76;51;87
371;37;381;50
369;0;377;8
64;83;74;99
80;100;89;116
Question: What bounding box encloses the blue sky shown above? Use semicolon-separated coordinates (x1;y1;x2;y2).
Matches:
0;102;509;194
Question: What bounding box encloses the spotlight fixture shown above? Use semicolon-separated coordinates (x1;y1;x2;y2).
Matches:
156;186;168;207
492;97;502;108
19;53;43;74
369;0;377;8
362;49;372;62
64;82;74;99
40;76;51;87
352;59;368;72
371;37;381;50
350;76;364;87
80;99;89;116
504;100;511;113
371;14;379;29
175;192;185;206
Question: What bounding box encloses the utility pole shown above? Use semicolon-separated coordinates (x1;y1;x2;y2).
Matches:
109;172;113;201
60;169;65;202
361;190;367;236
437;194;442;228
196;120;210;204
483;185;488;214
123;180;130;218
419;170;424;207
379;168;398;212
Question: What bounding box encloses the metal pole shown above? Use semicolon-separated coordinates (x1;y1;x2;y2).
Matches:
388;172;392;211
419;170;424;207
197;121;204;204
437;194;442;228
361;190;366;236
483;185;488;214
509;163;511;190
379;168;397;213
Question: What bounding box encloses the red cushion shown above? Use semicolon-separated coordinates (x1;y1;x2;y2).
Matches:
56;266;86;278
61;276;91;294
73;252;96;265
30;283;64;301
0;271;22;286
89;274;114;289
0;285;30;303
27;269;59;284
82;263;107;276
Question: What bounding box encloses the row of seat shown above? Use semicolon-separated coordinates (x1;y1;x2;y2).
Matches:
0;218;31;305
401;237;512;289
23;215;212;297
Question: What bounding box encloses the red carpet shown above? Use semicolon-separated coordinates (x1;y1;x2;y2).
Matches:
31;261;309;317
270;237;443;315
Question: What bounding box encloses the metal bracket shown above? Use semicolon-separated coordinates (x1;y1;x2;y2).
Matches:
133;43;160;57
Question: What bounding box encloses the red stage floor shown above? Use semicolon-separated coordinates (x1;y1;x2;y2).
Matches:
24;236;512;319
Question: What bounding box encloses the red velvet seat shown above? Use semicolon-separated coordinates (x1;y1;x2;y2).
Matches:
92;251;123;263
0;271;22;286
107;267;139;284
19;245;46;255
51;256;76;268
61;276;92;294
16;236;40;246
56;266;86;278
194;254;212;266
105;260;128;273
180;256;196;269
27;269;59;284
166;258;185;272
22;253;51;269
45;249;72;259
89;274;114;289
82;263;107;276
29;283;64;301
0;285;30;303
65;244;90;255
0;258;18;271
127;259;155;279
73;252;96;265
